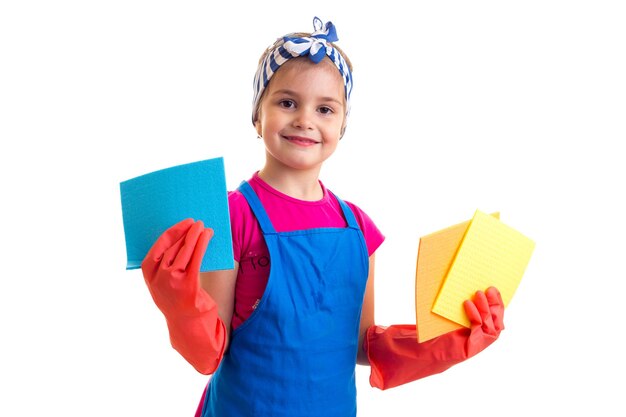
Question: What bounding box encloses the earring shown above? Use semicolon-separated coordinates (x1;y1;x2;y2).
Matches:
257;135;262;140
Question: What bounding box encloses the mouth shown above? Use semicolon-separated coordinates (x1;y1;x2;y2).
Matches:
283;135;320;146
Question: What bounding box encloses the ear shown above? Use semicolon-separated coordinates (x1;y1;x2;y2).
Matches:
339;118;347;140
254;120;262;137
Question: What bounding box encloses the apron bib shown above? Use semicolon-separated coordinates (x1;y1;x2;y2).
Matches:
200;181;369;417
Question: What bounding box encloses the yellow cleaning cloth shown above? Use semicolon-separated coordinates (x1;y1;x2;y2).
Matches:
431;210;535;328
415;213;499;342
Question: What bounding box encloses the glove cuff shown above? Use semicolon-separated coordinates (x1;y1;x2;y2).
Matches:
364;324;470;390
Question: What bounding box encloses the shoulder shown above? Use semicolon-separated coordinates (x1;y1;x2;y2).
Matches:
227;189;254;231
228;189;248;211
332;193;386;256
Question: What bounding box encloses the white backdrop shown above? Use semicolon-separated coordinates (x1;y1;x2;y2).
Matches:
2;1;625;415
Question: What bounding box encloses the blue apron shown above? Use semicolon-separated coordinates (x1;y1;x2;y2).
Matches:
200;181;369;417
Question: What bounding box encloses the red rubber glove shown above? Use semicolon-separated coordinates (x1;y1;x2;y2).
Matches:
365;287;504;390
141;218;226;375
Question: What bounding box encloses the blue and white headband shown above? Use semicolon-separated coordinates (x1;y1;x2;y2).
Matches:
252;17;353;124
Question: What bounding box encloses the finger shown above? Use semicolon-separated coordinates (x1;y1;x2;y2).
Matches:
169;221;205;271
474;290;497;335
142;218;194;271
486;286;505;332
143;233;187;291
187;228;214;274
161;233;187;269
463;299;482;327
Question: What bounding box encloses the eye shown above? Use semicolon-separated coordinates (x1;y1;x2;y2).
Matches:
318;106;334;115
279;99;295;109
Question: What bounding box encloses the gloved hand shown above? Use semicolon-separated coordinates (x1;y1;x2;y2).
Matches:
142;218;226;374
365;287;504;390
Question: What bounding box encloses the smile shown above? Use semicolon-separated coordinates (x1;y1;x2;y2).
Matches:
283;136;320;146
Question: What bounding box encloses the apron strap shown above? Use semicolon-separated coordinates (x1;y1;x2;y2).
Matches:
330;192;360;231
237;180;277;235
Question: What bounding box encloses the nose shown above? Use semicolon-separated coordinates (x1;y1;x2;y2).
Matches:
292;108;314;130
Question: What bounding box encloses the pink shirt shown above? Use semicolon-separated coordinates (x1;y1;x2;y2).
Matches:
228;172;385;330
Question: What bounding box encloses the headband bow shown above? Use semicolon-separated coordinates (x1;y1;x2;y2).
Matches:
282;17;338;63
252;17;353;125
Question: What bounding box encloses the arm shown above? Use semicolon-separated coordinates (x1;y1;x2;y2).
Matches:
199;262;239;352
357;255;376;365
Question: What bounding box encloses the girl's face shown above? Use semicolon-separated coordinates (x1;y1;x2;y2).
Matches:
255;58;345;175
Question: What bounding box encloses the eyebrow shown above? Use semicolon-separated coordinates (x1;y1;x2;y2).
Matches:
271;89;343;106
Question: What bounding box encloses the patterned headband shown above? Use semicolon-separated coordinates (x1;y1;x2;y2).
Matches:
252;17;353;124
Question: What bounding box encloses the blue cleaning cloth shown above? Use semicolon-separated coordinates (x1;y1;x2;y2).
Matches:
120;157;234;272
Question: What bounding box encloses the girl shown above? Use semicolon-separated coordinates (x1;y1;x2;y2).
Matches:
141;17;505;417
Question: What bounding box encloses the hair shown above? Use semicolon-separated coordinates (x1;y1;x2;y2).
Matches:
253;32;354;125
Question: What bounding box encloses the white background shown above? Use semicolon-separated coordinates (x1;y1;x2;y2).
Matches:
2;1;625;415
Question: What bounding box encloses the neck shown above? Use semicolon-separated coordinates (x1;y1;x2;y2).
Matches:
258;166;323;201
